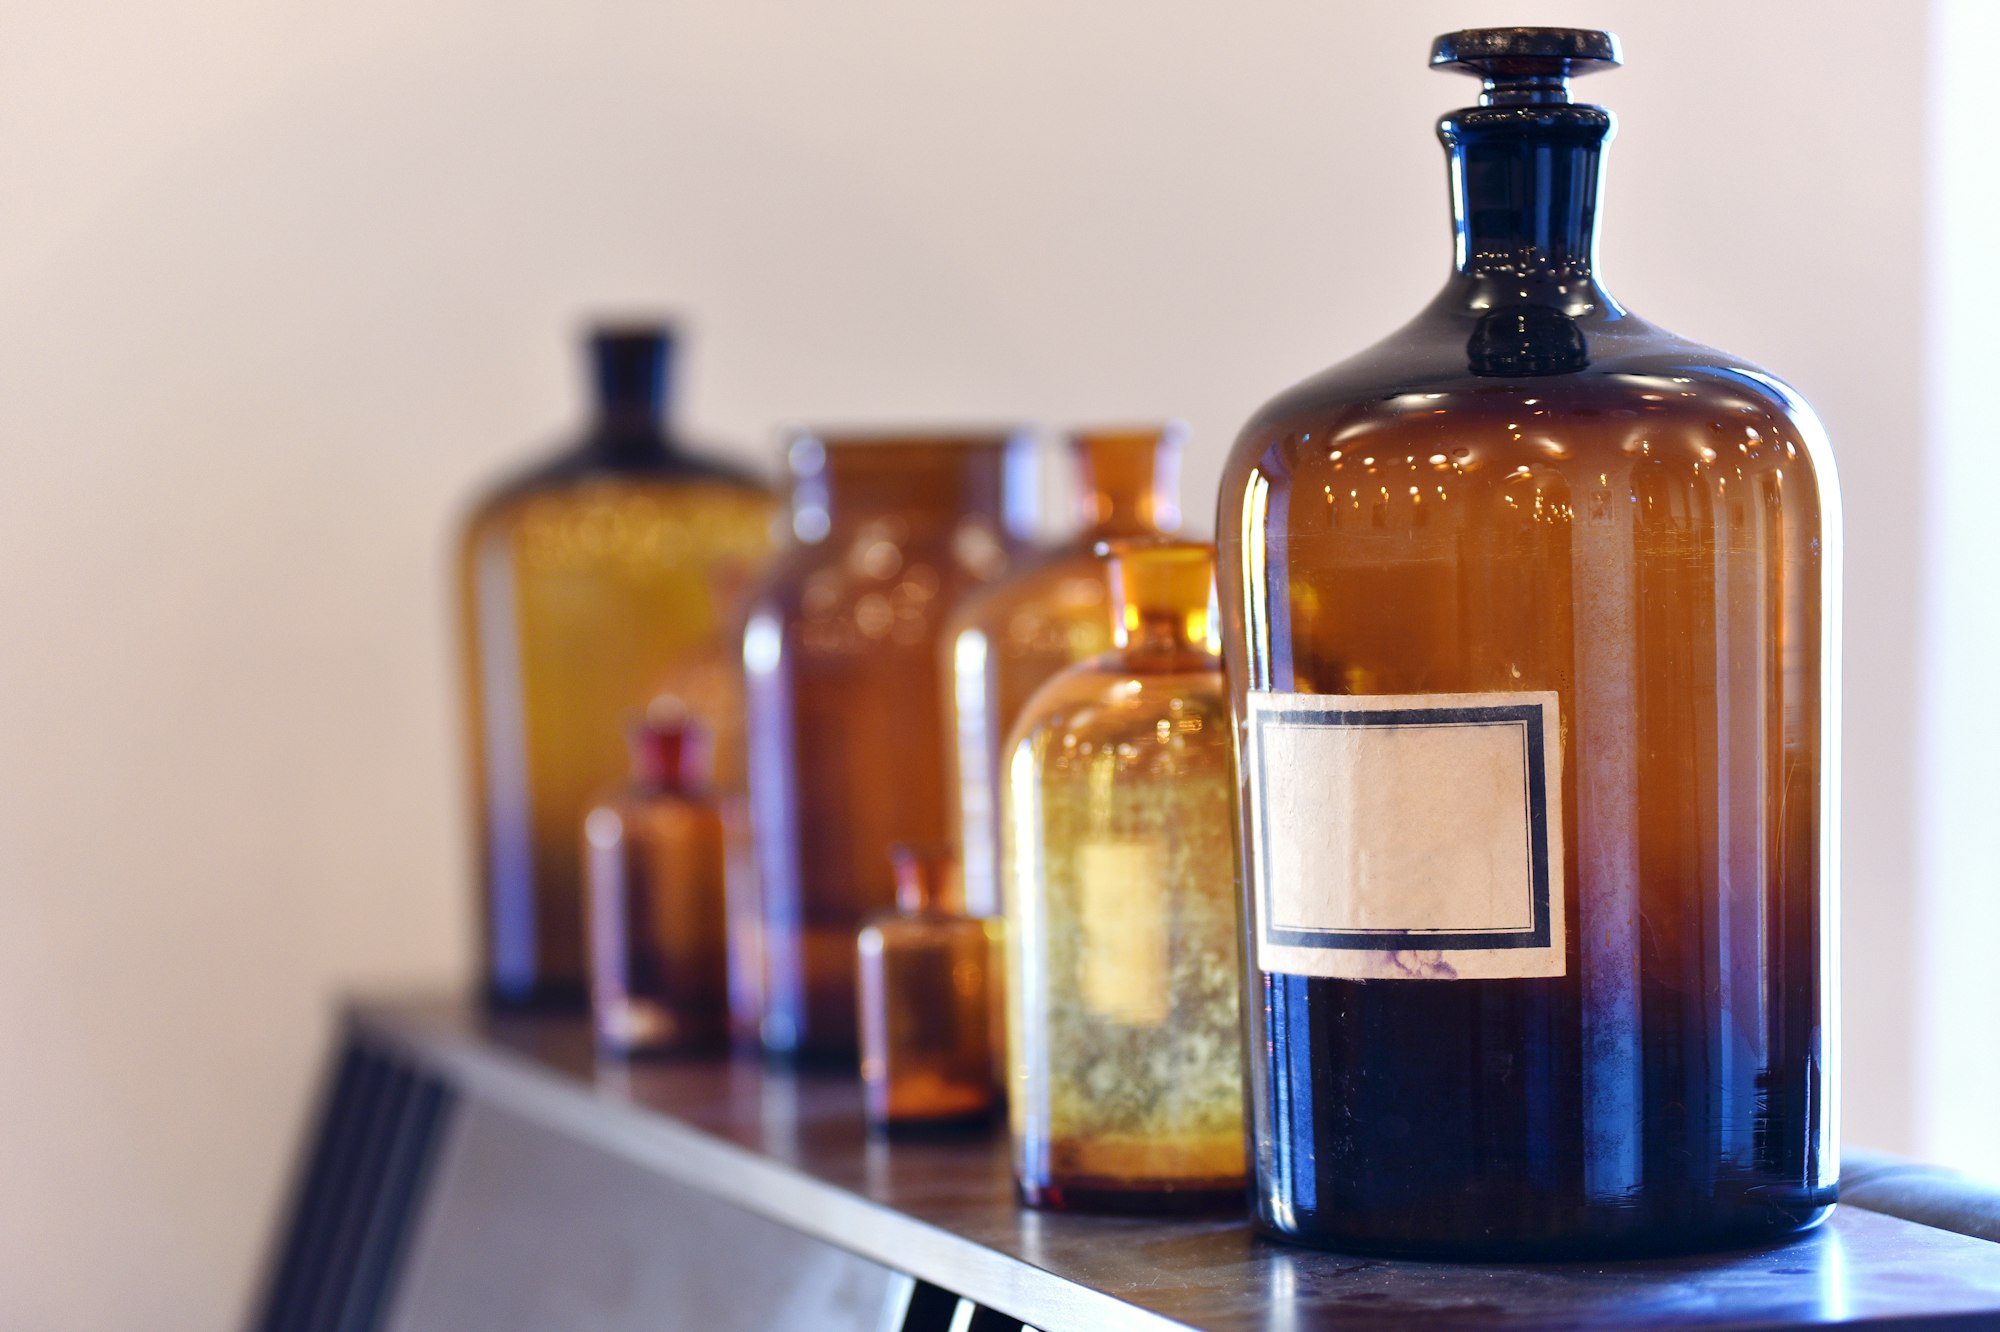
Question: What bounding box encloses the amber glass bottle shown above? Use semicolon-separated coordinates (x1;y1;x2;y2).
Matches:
583;703;729;1056
945;425;1185;917
1215;29;1838;1256
857;844;999;1131
745;430;1034;1061
459;325;776;1011
1003;542;1246;1212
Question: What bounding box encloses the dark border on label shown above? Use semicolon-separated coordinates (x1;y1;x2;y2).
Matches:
1253;703;1553;952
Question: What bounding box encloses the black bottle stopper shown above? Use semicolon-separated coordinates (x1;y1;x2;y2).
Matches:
1431;27;1620;105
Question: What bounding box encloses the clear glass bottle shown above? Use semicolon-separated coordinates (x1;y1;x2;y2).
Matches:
1003;541;1246;1212
857;844;1000;1131
583;702;730;1056
945;425;1185;917
458;324;776;1011
1215;28;1838;1257
745;430;1035;1061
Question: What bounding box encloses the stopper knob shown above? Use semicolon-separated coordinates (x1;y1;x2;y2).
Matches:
1431;28;1620;104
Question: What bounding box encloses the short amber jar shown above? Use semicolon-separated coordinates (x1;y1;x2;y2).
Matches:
857;845;999;1131
1002;542;1247;1211
745;430;1034;1062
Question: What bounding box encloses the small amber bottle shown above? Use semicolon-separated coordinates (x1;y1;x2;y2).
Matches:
1002;541;1246;1211
583;702;730;1056
856;844;999;1132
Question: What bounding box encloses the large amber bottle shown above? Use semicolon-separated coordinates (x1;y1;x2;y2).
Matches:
944;426;1184;917
458;325;776;1011
1003;542;1246;1212
1215;29;1838;1256
745;431;1034;1061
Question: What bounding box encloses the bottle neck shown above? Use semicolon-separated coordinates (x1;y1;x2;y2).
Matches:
787;434;1035;543
889;844;959;915
1108;542;1218;660
1070;427;1184;541
1438;103;1618;318
587;327;679;458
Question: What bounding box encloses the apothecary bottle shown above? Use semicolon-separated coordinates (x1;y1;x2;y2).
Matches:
458;324;776;1011
584;703;729;1055
745;430;1034;1061
1215;29;1838;1256
857;844;999;1130
945;425;1185;916
1003;542;1246;1211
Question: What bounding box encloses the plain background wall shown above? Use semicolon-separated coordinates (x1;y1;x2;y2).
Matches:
0;2;1941;1327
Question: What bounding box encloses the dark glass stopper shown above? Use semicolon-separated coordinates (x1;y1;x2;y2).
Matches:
589;322;676;424
627;697;712;793
1431;28;1620;105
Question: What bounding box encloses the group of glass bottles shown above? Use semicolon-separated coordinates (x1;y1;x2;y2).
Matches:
458;26;1839;1259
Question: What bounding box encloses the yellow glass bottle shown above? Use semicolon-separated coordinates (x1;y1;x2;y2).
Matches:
856;845;999;1132
458;325;776;1010
1002;541;1246;1212
945;426;1185;917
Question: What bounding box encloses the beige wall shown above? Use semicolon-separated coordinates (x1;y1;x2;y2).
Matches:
0;2;1933;1326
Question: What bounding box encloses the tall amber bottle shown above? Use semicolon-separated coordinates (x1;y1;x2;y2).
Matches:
745;431;1034;1061
945;425;1185;917
458;325;776;1010
584;704;729;1055
857;844;999;1131
1215;29;1838;1256
1003;542;1246;1212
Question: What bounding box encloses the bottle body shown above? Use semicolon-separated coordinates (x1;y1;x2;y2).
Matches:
1215;35;1837;1256
584;781;730;1055
746;432;1033;1061
858;911;999;1129
458;326;775;1011
1003;545;1247;1211
462;474;773;1010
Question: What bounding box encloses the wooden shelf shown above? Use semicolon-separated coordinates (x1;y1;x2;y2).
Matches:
252;995;2000;1331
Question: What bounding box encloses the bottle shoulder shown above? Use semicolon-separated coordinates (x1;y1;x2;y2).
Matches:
943;539;1110;639
1008;655;1230;751
464;434;774;525
1221;300;1837;527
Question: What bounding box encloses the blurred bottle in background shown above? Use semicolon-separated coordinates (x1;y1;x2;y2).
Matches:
745;429;1036;1062
458;323;777;1011
944;425;1184;918
857;844;999;1131
584;701;729;1056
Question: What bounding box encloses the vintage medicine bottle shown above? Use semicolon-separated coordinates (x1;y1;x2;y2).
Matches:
583;703;730;1056
458;324;775;1011
1215;28;1838;1256
857;845;1000;1131
1003;542;1246;1211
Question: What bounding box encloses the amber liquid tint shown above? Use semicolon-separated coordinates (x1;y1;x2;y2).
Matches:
858;847;998;1129
746;433;1032;1061
461;481;774;1009
945;426;1184;917
1215;77;1836;1256
585;784;730;1055
1004;544;1247;1211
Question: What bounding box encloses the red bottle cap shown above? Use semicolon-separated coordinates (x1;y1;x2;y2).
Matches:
626;697;714;795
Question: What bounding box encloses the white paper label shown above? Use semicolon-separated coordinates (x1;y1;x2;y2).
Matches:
1245;690;1565;980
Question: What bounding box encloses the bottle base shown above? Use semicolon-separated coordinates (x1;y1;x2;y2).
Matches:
1254;1199;1837;1261
1019;1175;1247;1216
